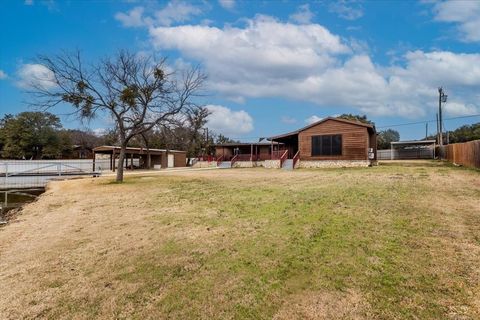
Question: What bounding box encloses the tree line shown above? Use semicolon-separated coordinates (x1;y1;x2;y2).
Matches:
0;110;236;161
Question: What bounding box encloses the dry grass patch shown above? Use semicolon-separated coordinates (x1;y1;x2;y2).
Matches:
0;162;479;319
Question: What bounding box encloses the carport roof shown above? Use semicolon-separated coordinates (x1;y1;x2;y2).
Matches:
390;140;436;145
93;146;186;155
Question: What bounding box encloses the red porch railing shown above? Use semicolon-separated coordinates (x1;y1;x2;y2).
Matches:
196;155;216;162
279;150;288;168
231;154;239;166
216;155;224;166
292;150;300;169
271;149;288;160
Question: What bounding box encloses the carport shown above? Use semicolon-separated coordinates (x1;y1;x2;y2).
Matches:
92;146;186;171
389;140;436;159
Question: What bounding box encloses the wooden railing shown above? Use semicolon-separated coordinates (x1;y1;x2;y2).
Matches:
292;150;300;169
230;154;239;166
279;150;288;168
216;155;224;166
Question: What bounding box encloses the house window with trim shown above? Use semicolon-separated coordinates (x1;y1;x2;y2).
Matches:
311;134;342;156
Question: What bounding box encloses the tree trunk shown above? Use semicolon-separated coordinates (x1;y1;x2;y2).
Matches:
116;143;127;182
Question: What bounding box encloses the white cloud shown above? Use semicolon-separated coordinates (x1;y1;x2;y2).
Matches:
305;115;323;124
281;116;297;124
329;1;363;20
206;105;253;136
432;0;480;42
115;7;145;27
115;1;203;28
93;128;107;136
289;4;314;24
0;70;7;80
151;1;203;26
113;13;480;119
443;101;480;116
24;0;33;5
16;64;57;90
219;0;235;10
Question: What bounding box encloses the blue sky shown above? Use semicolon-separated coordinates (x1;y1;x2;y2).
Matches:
1;0;480;141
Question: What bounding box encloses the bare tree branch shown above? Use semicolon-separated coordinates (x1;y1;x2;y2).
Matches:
26;50;206;182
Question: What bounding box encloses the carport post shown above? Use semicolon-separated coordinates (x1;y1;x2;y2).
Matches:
131;153;134;170
112;149;116;172
92;151;96;172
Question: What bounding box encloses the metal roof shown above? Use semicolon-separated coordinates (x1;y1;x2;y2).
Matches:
93;146;186;154
213;141;282;147
390;140;436;145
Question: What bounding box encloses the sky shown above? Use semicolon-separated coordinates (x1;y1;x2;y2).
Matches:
1;0;480;141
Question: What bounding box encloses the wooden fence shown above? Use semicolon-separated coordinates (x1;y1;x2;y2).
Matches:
442;140;480;169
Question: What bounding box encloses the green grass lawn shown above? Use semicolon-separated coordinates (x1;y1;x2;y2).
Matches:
1;162;479;319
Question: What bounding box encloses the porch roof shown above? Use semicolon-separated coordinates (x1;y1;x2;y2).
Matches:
214;141;282;147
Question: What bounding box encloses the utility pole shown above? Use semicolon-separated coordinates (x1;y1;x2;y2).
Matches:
425;122;428;140
436;113;439;143
438;87;447;145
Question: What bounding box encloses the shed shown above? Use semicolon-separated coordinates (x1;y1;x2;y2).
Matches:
92;146;186;171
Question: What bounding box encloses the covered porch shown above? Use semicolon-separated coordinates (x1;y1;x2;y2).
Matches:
214;141;285;162
269;132;299;159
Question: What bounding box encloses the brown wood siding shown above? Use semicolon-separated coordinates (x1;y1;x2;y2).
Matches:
160;152;167;168
174;152;186;167
298;119;369;160
215;147;233;158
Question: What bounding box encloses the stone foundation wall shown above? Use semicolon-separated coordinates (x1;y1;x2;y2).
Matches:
232;161;254;168
297;160;371;168
192;161;217;168
263;160;281;169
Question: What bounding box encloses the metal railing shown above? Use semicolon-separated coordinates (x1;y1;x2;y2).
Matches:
271;149;288;160
292;150;300;169
230;154;239;166
216;155;224;166
279;150;289;168
0;160;104;189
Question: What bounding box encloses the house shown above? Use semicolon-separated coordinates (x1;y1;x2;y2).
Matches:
92;146;186;171
205;117;376;169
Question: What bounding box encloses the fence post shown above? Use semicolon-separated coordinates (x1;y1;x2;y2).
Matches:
4;163;8;188
58;163;61;176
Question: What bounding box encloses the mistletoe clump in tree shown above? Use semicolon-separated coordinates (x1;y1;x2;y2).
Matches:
28;50;206;182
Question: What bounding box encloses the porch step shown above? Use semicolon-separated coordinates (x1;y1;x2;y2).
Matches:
282;159;294;170
218;161;232;169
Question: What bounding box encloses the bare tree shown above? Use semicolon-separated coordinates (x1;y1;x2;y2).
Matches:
28;50;206;182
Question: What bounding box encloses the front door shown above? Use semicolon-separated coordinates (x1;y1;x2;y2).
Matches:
168;154;174;168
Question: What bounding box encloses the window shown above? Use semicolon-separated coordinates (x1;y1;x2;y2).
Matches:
311;135;342;156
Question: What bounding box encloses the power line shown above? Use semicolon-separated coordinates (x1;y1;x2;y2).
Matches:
376;114;480;129
222;114;480;140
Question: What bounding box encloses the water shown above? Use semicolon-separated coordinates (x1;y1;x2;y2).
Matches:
0;188;45;223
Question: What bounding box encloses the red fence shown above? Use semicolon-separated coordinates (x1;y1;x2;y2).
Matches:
442;140;480;169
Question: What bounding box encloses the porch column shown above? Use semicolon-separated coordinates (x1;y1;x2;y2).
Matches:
92;151;96;171
271;140;273;159
131;153;134;170
250;144;253;161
